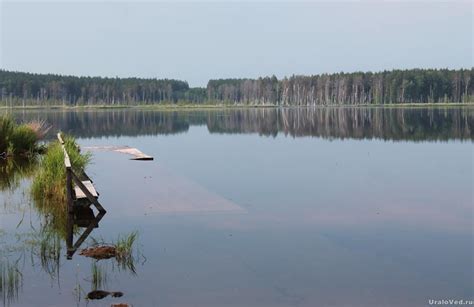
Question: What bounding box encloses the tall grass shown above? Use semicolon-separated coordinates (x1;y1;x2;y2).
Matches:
30;134;91;237
114;231;139;273
31;135;90;202
115;231;138;260
9;125;38;155
0;115;46;156
64;135;91;173
31;142;66;203
0;116;15;154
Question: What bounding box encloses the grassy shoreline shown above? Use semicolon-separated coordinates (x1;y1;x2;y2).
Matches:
0;102;473;111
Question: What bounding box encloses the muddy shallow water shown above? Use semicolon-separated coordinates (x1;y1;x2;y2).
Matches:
1;107;473;307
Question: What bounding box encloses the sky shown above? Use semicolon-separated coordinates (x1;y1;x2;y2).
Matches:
0;1;472;87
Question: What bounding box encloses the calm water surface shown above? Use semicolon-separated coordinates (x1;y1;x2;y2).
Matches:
1;107;473;307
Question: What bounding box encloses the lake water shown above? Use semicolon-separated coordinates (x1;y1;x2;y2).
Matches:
1;107;473;307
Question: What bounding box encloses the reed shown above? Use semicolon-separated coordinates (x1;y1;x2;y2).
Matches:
114;231;139;274
24;120;51;140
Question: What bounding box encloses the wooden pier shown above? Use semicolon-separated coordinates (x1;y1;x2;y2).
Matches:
59;133;107;259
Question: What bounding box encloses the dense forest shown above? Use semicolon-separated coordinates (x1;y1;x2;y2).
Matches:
0;70;206;106
0;68;472;106
207;69;473;105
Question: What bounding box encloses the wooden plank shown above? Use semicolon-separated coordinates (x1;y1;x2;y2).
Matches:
62;146;72;169
67;210;106;259
74;180;98;199
84;146;153;160
57;133;64;144
71;211;106;253
114;147;154;160
71;172;106;213
58;133;72;168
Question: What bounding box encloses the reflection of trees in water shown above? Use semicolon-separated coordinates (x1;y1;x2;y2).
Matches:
208;107;473;141
12;107;474;141
13;110;191;138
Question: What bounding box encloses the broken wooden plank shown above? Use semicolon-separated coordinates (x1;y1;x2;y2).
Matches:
74;180;98;199
83;145;154;161
114;147;154;160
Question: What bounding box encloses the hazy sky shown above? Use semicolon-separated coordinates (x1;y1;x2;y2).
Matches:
1;1;472;87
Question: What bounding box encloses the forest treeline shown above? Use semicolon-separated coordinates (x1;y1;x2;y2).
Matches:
0;68;472;106
0;70;206;106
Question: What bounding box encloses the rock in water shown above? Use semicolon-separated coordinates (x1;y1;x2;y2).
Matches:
86;290;124;300
87;290;111;300
80;245;116;259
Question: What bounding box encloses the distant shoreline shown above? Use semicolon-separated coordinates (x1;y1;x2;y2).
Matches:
0;102;473;111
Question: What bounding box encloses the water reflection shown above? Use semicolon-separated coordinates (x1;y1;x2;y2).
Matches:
0;158;37;191
66;207;106;259
11;106;473;141
1;106;472;306
0;157;115;306
0;260;22;307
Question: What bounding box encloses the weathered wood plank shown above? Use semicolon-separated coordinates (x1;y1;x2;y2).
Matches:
57;133;72;168
63;147;72;169
114;147;154;160
83;146;153;160
57;133;64;144
71;172;106;213
74;180;98;199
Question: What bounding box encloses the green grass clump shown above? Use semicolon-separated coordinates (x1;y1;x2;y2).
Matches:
8;125;38;155
30;134;90;237
0;115;45;156
114;231;139;273
115;231;138;259
0;116;15;153
31;135;90;202
31;141;66;202
64;135;91;172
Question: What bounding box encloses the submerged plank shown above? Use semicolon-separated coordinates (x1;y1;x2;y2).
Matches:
88;156;245;215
